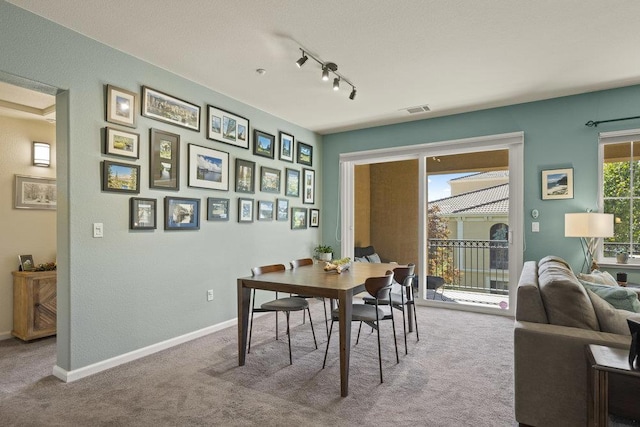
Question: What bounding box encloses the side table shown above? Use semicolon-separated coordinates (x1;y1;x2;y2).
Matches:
586;344;640;427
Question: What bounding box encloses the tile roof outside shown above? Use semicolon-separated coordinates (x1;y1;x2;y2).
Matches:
430;183;508;214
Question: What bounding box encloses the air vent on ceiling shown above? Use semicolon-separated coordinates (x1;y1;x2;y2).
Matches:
404;105;431;114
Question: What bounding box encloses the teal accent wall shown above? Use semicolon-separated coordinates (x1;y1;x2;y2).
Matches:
322;85;640;271
0;2;322;372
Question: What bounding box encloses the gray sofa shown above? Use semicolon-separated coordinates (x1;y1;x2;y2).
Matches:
514;256;640;427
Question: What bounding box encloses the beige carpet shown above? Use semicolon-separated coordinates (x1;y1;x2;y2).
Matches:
2;305;517;426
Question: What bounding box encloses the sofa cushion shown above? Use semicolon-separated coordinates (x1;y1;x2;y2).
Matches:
580;280;640;313
588;289;640;334
354;256;369;263
367;252;381;263
577;270;618;286
538;261;599;331
538;255;573;270
515;261;549;324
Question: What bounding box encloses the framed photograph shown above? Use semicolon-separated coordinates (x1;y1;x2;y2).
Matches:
276;198;289;221
285;168;300;197
235;158;256;193
257;200;274;221
106;84;137;128
542;168;573;200
297;141;313;166
102;160;140;193
279;131;294;162
150;128;180;190
188;144;229;191
291;207;308;230
260;166;281;193
142;86;200;132
105;127;139;159
164;197;200;230
14;175;56;210
207;197;230;221
253;129;275;159
18;254;34;272
207;105;249;149
303;168;315;204
130;197;157;230
310;208;320;227
238;198;254;223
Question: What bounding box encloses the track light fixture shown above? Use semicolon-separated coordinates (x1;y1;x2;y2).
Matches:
295;47;357;100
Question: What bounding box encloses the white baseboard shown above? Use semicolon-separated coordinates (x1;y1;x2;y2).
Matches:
53;318;237;383
0;331;13;341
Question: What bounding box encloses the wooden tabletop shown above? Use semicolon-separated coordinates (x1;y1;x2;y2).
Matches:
588;345;640;376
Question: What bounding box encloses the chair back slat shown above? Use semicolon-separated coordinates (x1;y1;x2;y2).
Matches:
393;263;415;288
251;264;286;276
364;270;394;300
290;258;314;269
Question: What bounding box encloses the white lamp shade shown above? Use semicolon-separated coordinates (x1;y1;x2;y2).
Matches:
564;213;614;238
32;141;50;167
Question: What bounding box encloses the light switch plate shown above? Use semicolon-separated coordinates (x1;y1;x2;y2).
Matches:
532;222;540;233
93;223;104;238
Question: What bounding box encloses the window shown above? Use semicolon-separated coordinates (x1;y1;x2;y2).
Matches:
489;223;509;269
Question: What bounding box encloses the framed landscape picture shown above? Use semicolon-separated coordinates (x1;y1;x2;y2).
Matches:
106;84;137;128
276;198;289;221
105;127;139;159
291;207;307;230
235;158;255;193
129;197;157;230
310;208;319;227
279;131;294;162
164;197;200;230
188;144;229;191
257;200;274;221
285;168;300;197
207;105;249;149
207;197;230;221
297;141;313;166
150;128;180;190
303;168;315;204
260;166;281;193
541;168;573;200
253;129;275;159
102;160;140;194
14;175;56;210
142;86;200;132
238;198;254;223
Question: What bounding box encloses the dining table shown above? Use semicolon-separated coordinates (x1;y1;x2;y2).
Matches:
237;261;400;397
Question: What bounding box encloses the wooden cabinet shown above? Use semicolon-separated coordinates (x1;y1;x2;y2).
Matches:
12;270;57;341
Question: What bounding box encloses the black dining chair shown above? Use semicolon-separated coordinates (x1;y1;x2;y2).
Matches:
290;258;329;336
322;270;398;383
248;263;318;364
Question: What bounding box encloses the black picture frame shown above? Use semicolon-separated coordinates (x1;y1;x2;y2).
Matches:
260;166;281;193
238;198;254;223
297;141;313;166
276;198;289;221
150;128;180;191
253;129;275;159
310;208;319;227
291;207;307;230
106;84;137;128
207;197;230;221
188;144;230;191
164;197;200;230
142;86;200;132
257;200;274;221
285;168;300;197
235;158;255;193
279;131;294;162
206;105;249;149
102;160;140;194
303;168;315;204
18;254;34;271
129;197;157;230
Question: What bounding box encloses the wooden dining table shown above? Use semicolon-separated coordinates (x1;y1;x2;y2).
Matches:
237;261;399;397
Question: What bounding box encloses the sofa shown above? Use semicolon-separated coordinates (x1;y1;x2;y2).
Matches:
514;256;640;427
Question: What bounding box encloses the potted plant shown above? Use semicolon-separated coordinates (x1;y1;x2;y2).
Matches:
314;244;333;262
616;248;629;264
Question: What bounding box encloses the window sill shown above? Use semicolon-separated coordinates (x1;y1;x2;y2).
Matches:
598;261;640;270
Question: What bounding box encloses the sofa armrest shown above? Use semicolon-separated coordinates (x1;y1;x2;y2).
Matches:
514;320;631;427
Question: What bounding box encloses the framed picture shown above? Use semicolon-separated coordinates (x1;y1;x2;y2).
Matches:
165;197;200;230
303;168;315;204
276;198;289;221
279;131;294;162
207;105;249;149
235;158;256;193
310;208;319;227
105;127;140;159
285;168;300;197
150;128;180;190
253;129;275;159
188;144;229;191
291;207;308;230
260;166;281;193
142;86;200;132
14;175;56;210
238;198;254;223
130;197;157;230
106;84;137;128
102;160;140;193
258;200;274;221
207;197;230;221
18;254;34;272
542;168;573;200
297;141;313;166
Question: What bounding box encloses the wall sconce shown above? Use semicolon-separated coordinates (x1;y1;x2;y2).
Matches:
32;142;51;167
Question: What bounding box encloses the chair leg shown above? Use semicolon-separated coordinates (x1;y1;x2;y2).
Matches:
248;289;256;354
275;292;279;340
412;301;419;342
322;298;329;338
322;320;335;369
286;311;292;365
356;321;363;345
307;307;318;349
390;306;399;364
375;310;383;383
399;302;408;355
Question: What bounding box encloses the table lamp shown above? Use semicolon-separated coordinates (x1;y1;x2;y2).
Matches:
564;212;614;272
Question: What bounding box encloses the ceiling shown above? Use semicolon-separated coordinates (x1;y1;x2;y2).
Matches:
0;81;55;122
5;0;640;134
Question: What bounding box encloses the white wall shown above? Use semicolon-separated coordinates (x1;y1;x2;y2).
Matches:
0;115;56;338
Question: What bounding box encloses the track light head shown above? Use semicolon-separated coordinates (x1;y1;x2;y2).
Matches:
296;53;308;68
322;67;329;81
333;77;340;91
349;88;356;100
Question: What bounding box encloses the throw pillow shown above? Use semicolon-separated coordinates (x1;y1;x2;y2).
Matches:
579;280;640;313
577;270;619;287
366;252;382;263
354;256;369;263
587;290;640;335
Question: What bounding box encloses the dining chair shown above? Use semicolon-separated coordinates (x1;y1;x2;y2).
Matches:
322;270;398;383
248;263;318;364
290;257;329;336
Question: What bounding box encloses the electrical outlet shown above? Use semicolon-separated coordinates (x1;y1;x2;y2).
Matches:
207;289;214;301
